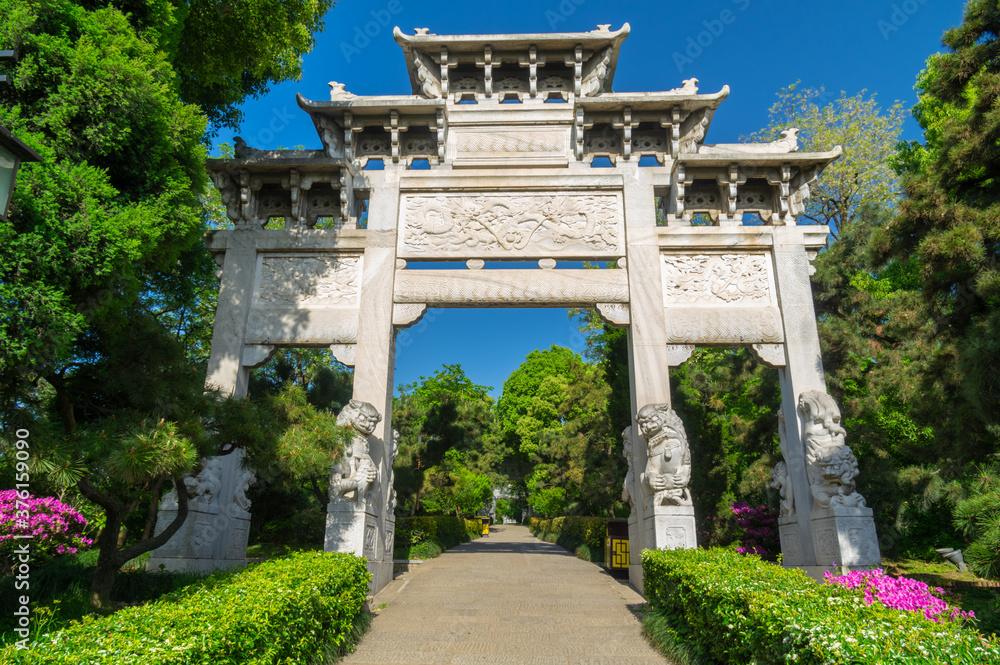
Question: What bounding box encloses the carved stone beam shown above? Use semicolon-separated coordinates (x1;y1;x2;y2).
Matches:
766;164;792;225
344;111;354;163
289;169;308;228
440;46;450;96
393;303;428;329
238;169;258;227
242;344;277;369
749;343;786;368
715;162;745;226
520;45;539;98
329;343;356;368
612;106;636;161
339;169;352;227
314;115;344;159
209;171;242;224
670;106;682;156
666;344;695;367
668;162;691;226
384;110;401;164
789;164;822;219
433;109;446;163
394;269;628;306
566;44;583;97
596;303;629;327
574;106;585;161
476;46;496;98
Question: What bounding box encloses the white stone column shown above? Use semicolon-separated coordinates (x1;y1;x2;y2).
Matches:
622;167;695;592
205;229;259;397
148;229;260;572
329;170;400;593
772;229;824;570
771;227;879;577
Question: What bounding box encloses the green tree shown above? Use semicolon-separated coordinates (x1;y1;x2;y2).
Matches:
876;0;1000;436
745;84;905;238
0;0;335;605
393;365;500;515
498;346;622;516
420;449;494;519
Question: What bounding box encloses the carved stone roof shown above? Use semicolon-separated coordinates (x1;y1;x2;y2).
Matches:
394;24;630;98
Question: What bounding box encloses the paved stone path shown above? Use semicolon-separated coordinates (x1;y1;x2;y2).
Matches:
341;524;670;665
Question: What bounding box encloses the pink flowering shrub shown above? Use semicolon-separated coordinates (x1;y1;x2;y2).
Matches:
730;501;779;559
824;567;975;623
0;490;93;571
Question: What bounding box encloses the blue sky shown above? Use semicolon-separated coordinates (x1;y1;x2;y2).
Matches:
221;0;966;399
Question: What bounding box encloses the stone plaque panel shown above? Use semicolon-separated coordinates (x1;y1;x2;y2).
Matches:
452;127;570;167
398;192;624;259
253;255;363;308
661;252;778;307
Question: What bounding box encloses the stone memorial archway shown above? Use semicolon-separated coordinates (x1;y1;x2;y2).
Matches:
149;24;880;594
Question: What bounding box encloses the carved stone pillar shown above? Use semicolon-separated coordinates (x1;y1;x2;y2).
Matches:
771;227;879;576
622;166;680;591
325;400;381;565
637;404;697;553
205;229;258;397
337;170;400;593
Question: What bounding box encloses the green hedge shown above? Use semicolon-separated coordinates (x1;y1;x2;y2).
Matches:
527;516;608;562
393;516;481;559
3;551;370;665
642;547;1000;665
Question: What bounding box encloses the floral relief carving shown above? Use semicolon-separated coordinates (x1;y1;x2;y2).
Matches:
257;257;361;307
661;254;771;304
401;194;621;257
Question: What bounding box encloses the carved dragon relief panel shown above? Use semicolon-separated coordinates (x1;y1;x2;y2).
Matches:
255;256;363;307
399;193;623;259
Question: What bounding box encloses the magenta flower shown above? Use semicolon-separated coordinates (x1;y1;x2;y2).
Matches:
0;490;92;570
824;568;975;623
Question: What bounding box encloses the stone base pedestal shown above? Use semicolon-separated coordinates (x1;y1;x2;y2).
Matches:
811;505;880;571
643;504;697;550
777;514;805;567
146;503;251;573
324;500;377;555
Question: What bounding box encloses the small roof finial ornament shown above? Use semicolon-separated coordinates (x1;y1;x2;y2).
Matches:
233;136;264;159
665;78;699;95
328;81;357;101
414;27;430;35
776;128;800;152
594;24;611;32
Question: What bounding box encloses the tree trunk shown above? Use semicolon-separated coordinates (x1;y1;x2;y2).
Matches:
46;372;76;435
309;476;326;507
79;476;190;609
141;476;166;542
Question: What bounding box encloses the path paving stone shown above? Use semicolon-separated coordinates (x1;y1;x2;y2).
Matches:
341;525;672;665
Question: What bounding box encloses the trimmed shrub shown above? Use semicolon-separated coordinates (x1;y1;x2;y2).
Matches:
393;516;480;559
3;550;370;664
642;547;1000;664
527;515;608;563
